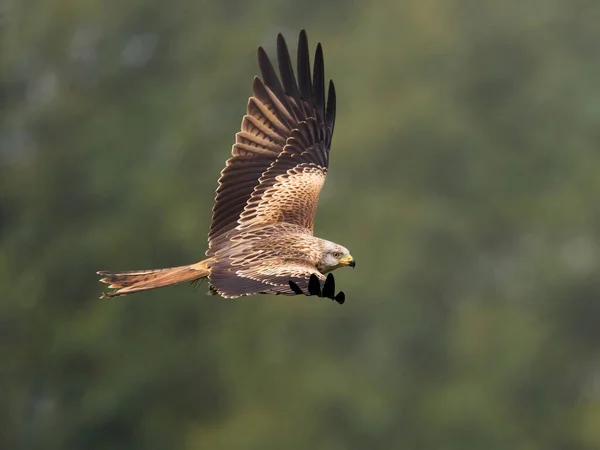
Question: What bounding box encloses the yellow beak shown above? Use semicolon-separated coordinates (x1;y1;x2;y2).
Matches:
339;254;356;268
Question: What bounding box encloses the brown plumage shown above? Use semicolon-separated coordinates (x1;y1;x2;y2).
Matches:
98;30;354;302
98;260;212;298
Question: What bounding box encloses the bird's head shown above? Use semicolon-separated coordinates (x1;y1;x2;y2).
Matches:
318;240;355;273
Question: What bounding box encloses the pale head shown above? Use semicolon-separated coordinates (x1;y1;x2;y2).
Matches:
317;239;355;273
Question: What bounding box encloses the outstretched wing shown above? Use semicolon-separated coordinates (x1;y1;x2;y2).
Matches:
208;30;336;255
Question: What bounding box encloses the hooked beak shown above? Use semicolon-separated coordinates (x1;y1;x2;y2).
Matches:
340;254;356;268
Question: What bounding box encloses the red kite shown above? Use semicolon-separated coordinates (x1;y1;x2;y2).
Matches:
98;31;353;304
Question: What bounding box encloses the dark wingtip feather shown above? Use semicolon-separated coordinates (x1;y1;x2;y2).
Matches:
277;32;302;112
308;274;322;296
326;80;336;134
299;29;308;43
322;273;335;299
297;30;312;104
289;280;303;295
312;43;325;119
257;46;280;92
257;45;296;128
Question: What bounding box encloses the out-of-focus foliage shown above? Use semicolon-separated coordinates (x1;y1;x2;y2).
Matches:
2;0;600;448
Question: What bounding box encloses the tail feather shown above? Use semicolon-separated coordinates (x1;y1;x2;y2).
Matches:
97;258;212;298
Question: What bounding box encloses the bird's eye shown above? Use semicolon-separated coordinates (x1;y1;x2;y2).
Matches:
332;252;340;258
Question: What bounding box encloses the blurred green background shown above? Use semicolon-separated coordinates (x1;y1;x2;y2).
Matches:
3;0;600;448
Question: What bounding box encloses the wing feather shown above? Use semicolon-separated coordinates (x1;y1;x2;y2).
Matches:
252;77;299;127
246;91;291;137
208;31;336;255
235;130;281;150
277;33;306;119
297;30;313;109
312;43;325;123
326;80;336;136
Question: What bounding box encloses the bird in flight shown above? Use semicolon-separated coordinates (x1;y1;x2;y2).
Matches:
98;30;354;304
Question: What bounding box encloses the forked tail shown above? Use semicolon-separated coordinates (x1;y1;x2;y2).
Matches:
97;258;212;298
